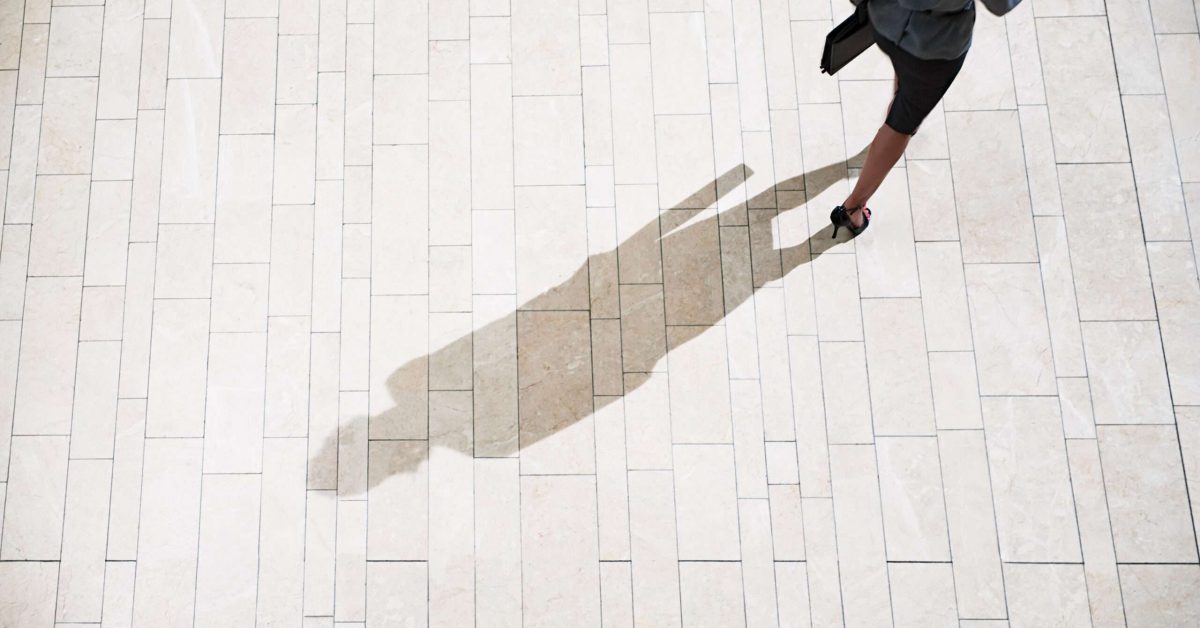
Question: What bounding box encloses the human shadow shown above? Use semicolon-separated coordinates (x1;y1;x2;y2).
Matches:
317;147;868;493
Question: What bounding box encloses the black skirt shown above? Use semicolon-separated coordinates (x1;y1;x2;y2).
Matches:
873;29;968;135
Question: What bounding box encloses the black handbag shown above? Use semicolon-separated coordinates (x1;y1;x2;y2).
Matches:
820;1;875;75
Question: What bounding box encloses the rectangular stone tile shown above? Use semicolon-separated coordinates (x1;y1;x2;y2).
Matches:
154;224;213;298
1180;409;1200;551
889;563;958;628
472;296;518;458
1007;3;1046;105
610;45;656;184
257;439;307;627
768;484;805;561
146;299;209;437
431;40;469;102
594;398;630;560
369;296;427;439
473;210;516;294
0;435;68;559
471;65;514;208
829;444;892;627
908;160;960;242
599;562;634;628
59;467;114;624
1066;439;1126;627
1034;217;1086;377
964;264;1056;396
982;397;1080;562
101;561;135;628
375;0;426;73
13;277;80;435
194;475;260;628
304;490;336;616
167;0;222;77
517;311;594;474
1098;425;1198;562
0;226;29;320
820;342;872;444
136;19;168;108
790;337;831;497
429;101;471;246
812;253;862;342
473;16;512;63
280;0;319;33
663;212;723;319
765;441;799;485
938;431;1006;619
366;562;427;627
160;79;220;222
1126;96;1189;239
582;66;614;168
29;174;89;276
307;334;340;490
37;77;96;174
520;476;601;627
1059;164;1156;320
132;439;202;628
430;247;472;314
1082;321;1173;424
515;186;588;308
15;24;47;105
0;323;17;481
775;562;811;628
92;119;136;180
863;298;936;435
0;562;57;628
114;249;153;396
311;182;341;330
667;326;733;444
731;0;769;129
580;14;608;66
4;105;40;223
344;24;371;165
649;12;709;114
730;380;767;498
68;341;120;459
1018;106;1063;217
220;18;276;134
334;500;366;621
336;392;367;499
802;497;844;626
475;458;521;627
679;562;746;627
203;333;266;473
367;441;428;560
277;35;317;104
268;206;315;315
1119;565;1200;626
1149;245;1200;404
1058;377;1096;439
511;0;579;95
1107;0;1163;94
0;2;20;69
274;104;316;205
1037;17;1129;162
82;181;131;288
929;352;984;430
674;445;740;561
946;111;1037;263
1160;35;1200;182
628;470;683;627
319;0;347;70
373;145;428;294
855;170;920;298
614;184;661;284
878;437;951;562
374;74;427;144
1004;563;1091;627
127;109;164;242
656;116;715;210
917;242;973;351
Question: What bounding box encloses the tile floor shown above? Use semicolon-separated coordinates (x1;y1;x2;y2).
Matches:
0;0;1199;626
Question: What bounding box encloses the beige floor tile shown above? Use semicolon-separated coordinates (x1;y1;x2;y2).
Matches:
344;24;372;166
656;116;715;209
375;0;427;73
0;2;20;69
373;145;429;294
29;174;89;277
907;160;960;241
674;445;740;560
511;0;579;95
610;45;657;184
679;562;747;627
14;277;80;435
820;341;872;444
594;397;631;560
878;437;951;562
114;243;153;397
91;119;135;180
203;333;266;472
775;561;812;628
944;14;1016;111
257;439;307;626
830;444;892;627
1119;564;1200;626
82;182;131;287
431;40;470;101
136;19;167;109
68;341;120;458
937;430;1007;619
917;242;973;351
628;470;683;626
334;500;367;622
1159;35;1200;182
1066;439;1127;627
430;102;471;246
155;223;213;298
1017;106;1063;217
194;475;260;628
520;475;601;627
1083;321;1173;424
167;0;222;78
863;298;936;435
367;562;428;627
1108;0;1165;94
0;562;58;627
303;490;336;617
1;435;68;560
220;18;276;134
965;264;1056;395
802;497;844;626
889;563;958;628
160;79;220;222
277;34;318;105
0;323;15;481
374;74;427;145
1148;243;1200;404
1004;563;1091;628
133;438;202;627
667;327;734;444
1033;216;1086;377
5;105;40;224
319;0;347;71
274;104;317;206
0;226;29;319
101;561;135;628
127;110;164;242
1125;96;1189;239
649;12;709;114
475;458;521;626
599;562;634;628
15;24;47;105
515;186;588;307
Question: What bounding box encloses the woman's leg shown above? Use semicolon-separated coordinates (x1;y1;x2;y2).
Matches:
841;123;910;227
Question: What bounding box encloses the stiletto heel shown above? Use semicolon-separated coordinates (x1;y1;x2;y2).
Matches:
829;205;871;238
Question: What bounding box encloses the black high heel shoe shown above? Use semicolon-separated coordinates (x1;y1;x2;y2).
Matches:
830;205;871;238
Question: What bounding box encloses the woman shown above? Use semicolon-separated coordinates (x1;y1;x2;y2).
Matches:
831;0;1022;237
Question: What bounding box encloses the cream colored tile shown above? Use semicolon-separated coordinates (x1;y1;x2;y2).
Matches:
307;334;339;490
1018;106;1063;217
59;458;114;624
29;174;89;276
946;111;1037;263
582;66;614;166
344;24;371;165
1057;378;1096;439
366;562;427;627
319;0;346;70
194;475;260;628
220;18;276;134
802;497;844;626
160;79;220;222
769;484;805;560
473;210;516;294
927;353;982;430
732;0;769;129
829;444;892;627
1108;0;1163;94
13;277;80;435
214;135;273;262
889;563;958;628
472;295;517;458
1033;0;1105;15
4;105;40;224
132;439;202;627
520;476;601;627
580;14;608;66
430;41;469;102
1120;565;1200;626
266;317;311;437
303;490;336;616
983;397;1080;562
257;439;306;626
430;246;472;313
474;458;521;626
68;341;120;458
101;561;135;628
369;296;427;439
374;74;427;145
91;119;136;181
312;181;342;330
1098;425;1197;562
431;0;468;38
471;65;514;208
374;0;427;73
367;441;428;560
674;445;740;561
813;253;862;342
37;77;96;174
917;242;972;351
274;104;317;205
775;562;812;628
614;184;661;284
429;101;471;246
649;12;708;114
127;109;164;241
820;342;872;444
591;319;622;397
586;165;615;208
167;0;222;77
743;134;777;210
373;145;428;294
600;562;634;628
268;205;315;314
517;311;595;474
0;3;20;69
667;327;733;443
1005;563;1091;628
938;431;1006;619
210;264;268;332
721;228;760;378
1059;164;1156;320
594;399;630;560
679;562;746;627
146;299;209;437
1006;3;1045;104
628;470;683;627
0;562;58;627
155;224;213;298
878;437;951;562
1065;439;1126;627
116;244;153;398
511;0;579;95
1150;243;1200;404
136;19;168;108
106;399;144;559
280;0;319;33
79;286;124;341
790;337;831;497
1038;17;1130;162
1082;321;1173;424
278;35;318;104
514;96;584;185
204;333;266;473
610;45;656;184
427;393;473;625
336;395;367;496
0;226;29;319
334;500;366;621
1126;96;1188;239
515;186;588;308
471;16;510;63
624;370;672;469
609;0;648;43
0;436;67;559
1033;216;1086;377
1160;35;1200;182
15;24;47;104
863;298;936;435
965;264;1056;395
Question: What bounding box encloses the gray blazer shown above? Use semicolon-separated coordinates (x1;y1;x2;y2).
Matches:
865;0;1022;60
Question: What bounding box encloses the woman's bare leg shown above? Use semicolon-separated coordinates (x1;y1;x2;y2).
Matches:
841;76;909;228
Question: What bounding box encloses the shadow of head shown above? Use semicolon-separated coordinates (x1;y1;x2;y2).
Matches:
316;149;869;496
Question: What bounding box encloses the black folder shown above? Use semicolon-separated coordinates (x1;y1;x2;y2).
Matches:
820;1;875;75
